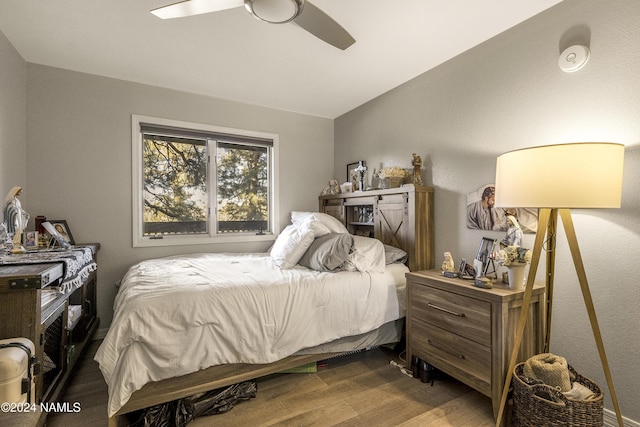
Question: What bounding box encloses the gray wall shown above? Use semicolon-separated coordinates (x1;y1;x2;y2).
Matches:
2;0;639;422
335;0;640;421
22;64;334;329
0;31;26;199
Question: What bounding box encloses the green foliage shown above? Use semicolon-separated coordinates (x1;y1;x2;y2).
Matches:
217;144;268;222
142;135;269;234
143;137;207;223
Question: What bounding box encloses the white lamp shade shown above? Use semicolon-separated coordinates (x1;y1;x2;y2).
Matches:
495;142;625;208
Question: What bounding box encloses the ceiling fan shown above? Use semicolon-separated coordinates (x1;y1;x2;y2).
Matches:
151;0;355;50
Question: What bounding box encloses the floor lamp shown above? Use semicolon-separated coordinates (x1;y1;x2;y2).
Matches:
493;142;625;427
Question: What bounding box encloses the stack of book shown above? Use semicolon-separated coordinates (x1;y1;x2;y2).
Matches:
40;288;60;308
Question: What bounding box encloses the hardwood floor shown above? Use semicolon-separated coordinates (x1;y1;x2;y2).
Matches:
45;341;495;426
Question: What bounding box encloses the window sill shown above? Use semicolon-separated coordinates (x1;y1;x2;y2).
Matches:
133;233;276;248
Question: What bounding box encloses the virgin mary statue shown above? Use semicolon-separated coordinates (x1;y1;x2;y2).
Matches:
3;186;30;252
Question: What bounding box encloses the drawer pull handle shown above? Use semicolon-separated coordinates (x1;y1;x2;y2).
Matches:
427;303;466;318
428;339;466;360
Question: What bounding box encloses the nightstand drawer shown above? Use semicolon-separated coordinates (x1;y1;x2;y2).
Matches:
411;318;491;396
410;283;491;345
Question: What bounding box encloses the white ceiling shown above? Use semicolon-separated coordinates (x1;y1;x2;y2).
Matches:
0;0;563;119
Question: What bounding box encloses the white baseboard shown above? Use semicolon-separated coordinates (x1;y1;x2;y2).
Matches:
604;408;640;427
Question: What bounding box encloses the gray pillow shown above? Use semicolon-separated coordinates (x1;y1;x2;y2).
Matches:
299;233;354;272
384;244;408;264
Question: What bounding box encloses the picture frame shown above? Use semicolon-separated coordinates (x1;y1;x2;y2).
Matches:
346;161;361;184
458;258;468;277
48;220;75;245
476;237;497;276
466;183;539;233
24;231;38;250
457;258;474;279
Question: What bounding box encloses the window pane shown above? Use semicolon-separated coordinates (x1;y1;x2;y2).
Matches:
143;135;208;235
217;142;269;233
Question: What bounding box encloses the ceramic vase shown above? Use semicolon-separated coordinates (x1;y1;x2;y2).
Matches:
506;263;527;290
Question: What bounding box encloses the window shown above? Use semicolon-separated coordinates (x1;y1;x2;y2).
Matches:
132;115;278;247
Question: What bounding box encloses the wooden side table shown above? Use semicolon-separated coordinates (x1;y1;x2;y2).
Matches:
406;270;545;420
0;245;99;425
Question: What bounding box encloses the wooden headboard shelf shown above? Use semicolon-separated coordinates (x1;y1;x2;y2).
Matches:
319;184;434;271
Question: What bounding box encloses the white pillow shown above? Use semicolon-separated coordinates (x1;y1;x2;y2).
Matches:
270;224;315;269
291;211;348;237
342;236;386;273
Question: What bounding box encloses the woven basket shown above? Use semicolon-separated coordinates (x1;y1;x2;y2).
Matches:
512;363;604;427
379;177;404;189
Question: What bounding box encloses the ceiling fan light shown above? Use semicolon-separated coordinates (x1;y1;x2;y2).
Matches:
244;0;303;24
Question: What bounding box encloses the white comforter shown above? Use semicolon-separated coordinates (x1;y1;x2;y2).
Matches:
95;252;408;416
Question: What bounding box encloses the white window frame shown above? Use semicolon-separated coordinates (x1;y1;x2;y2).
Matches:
132;114;279;247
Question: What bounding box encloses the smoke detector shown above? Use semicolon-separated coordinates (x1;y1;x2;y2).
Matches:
559;45;590;73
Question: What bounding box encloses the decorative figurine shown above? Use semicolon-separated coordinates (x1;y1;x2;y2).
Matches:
3;186;30;253
411;153;423;185
500;214;523;248
441;251;456;272
321;179;341;195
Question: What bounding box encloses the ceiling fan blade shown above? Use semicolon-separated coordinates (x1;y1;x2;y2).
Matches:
151;0;243;19
293;1;355;50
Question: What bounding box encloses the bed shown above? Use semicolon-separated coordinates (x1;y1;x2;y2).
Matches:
95;212;410;426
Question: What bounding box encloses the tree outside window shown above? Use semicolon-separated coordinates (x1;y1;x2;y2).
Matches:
216;142;269;234
143;135;208;235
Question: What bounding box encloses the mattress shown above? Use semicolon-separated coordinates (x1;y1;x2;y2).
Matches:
95;252;408;416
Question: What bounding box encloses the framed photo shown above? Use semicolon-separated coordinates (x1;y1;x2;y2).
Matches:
457;258;474;279
347;161;360;183
466;183;539;233
48;220;75;245
24;231;38;250
476;237;497;276
458;258;468;277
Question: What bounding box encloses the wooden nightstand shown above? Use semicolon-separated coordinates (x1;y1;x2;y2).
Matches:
406;270;545;420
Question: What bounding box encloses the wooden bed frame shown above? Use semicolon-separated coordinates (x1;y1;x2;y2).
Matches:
109;351;344;426
106;214;429;426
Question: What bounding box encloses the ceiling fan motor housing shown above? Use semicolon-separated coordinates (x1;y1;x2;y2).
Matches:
244;0;304;24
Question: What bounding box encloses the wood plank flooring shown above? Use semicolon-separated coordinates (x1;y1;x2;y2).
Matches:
45;341;495;426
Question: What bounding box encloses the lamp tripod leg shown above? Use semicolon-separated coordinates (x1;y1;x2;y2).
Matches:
560;209;623;427
495;208;550;426
544;210;558;353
